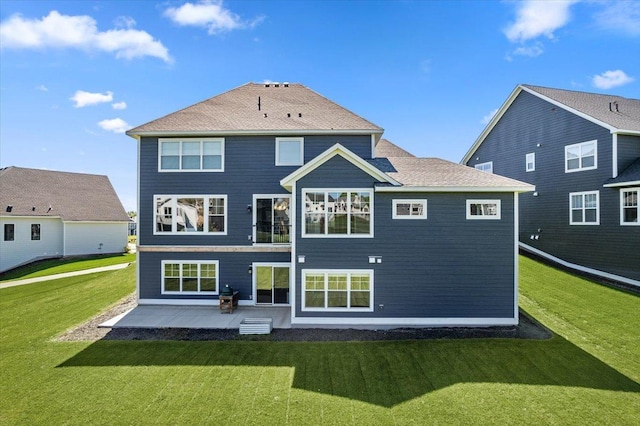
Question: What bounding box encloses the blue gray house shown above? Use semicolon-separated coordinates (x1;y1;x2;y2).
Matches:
126;82;533;328
463;85;640;286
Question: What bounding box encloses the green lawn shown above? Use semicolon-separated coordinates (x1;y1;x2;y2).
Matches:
0;253;135;282
0;258;638;425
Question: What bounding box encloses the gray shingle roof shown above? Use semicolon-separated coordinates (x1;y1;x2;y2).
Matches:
127;83;382;135
605;158;640;186
374;139;415;158
386;157;534;190
522;85;640;132
0;167;129;222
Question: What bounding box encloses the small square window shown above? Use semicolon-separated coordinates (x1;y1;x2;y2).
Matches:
569;191;599;225
276;137;303;166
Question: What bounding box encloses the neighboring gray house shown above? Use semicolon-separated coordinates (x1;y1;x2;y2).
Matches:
463;85;640;286
0;167;130;272
126;82;533;328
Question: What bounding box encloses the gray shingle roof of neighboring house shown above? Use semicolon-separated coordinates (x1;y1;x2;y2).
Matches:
127;82;383;136
385;157;534;190
604;157;640;186
522;85;640;132
0;167;129;222
375;138;416;158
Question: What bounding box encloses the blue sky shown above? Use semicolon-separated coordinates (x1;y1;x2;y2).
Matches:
1;0;639;211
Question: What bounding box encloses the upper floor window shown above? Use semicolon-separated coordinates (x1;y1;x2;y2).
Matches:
621;188;639;225
475;161;493;173
4;224;14;241
254;196;291;244
276;137;304;166
526;153;535;172
392;199;427;219
565;140;597;173
303;189;372;237
155;195;227;235
162;260;218;294
466;199;501;220
31;224;41;240
159;138;224;172
570;191;599;225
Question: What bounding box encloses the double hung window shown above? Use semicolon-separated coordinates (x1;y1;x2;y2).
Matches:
303;189;372;237
570;191;599;225
155;195;226;234
31;224;41;240
159;138;224;171
621;188;639;225
565;140;597;172
4;224;14;241
162;261;218;294
526;153;535;172
302;270;373;311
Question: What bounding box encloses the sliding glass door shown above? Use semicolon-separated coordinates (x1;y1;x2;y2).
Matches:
255;264;290;305
254;196;290;244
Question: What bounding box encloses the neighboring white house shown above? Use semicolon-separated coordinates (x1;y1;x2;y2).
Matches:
0;166;130;272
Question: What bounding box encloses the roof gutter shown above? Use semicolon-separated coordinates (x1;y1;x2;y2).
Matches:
375;185;535;193
126;129;384;139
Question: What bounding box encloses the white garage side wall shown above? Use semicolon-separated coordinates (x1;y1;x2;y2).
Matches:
0;216;64;272
63;222;128;256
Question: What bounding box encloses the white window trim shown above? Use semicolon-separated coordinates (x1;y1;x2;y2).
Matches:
475;161;493;173
620;187;639;226
153;195;228;235
252;194;292;245
275;137;304;166
565;140;597;173
301;188;374;238
526;153;535;172
301;269;374;312
392;199;427;219
161;260;220;295
158;138;225;172
569;191;600;225
466;199;501;220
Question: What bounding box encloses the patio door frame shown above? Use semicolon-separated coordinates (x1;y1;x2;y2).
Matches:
252;194;291;245
252;262;291;305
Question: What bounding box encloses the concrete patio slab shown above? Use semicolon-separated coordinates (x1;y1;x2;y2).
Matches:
102;305;291;329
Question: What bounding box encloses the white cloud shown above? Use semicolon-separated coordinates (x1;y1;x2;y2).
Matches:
593;1;640;37
504;0;577;43
98;118;130;133
512;43;544;58
70;90;113;108
481;108;498;125
0;10;171;63
112;101;127;110
114;16;136;29
164;0;264;34
592;70;634;90
36;84;48;92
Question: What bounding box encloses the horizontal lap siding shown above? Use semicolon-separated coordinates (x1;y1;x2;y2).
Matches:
617;135;640;173
467;91;640;281
139;251;290;300
295;155;516;319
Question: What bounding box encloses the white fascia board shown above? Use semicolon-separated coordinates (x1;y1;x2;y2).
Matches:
280;143;400;191
612;129;640;136
375;185;535;193
128;129;383;138
291;316;518;327
0;215;62;220
603;180;640;188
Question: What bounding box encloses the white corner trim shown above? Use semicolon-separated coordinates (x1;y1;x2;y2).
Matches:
519;243;640;287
